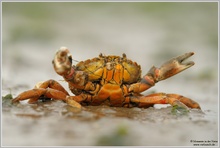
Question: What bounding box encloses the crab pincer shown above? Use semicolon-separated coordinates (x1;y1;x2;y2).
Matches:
52;47;73;76
155;52;195;81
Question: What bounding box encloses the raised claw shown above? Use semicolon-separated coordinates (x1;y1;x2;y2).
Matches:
173;52;195;69
52;47;73;76
157;52;195;81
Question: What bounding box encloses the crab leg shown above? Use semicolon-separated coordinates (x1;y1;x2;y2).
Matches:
12;79;81;108
129;52;195;93
130;93;201;109
34;79;69;95
12;88;67;102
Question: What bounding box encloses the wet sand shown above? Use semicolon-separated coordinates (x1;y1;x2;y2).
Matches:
2;2;218;146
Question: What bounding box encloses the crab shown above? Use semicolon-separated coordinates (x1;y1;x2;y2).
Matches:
12;47;201;110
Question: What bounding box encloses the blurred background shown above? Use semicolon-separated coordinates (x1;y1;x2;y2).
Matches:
2;2;218;146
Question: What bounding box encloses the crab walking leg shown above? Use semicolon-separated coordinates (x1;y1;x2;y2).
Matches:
65;93;92;105
34;79;69;95
12;79;70;103
129;52;195;93
28;79;70;103
12;88;81;108
130;93;201;109
12;79;81;108
166;94;200;109
12;88;66;102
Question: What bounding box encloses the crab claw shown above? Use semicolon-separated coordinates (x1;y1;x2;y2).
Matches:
156;52;195;81
52;47;73;76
